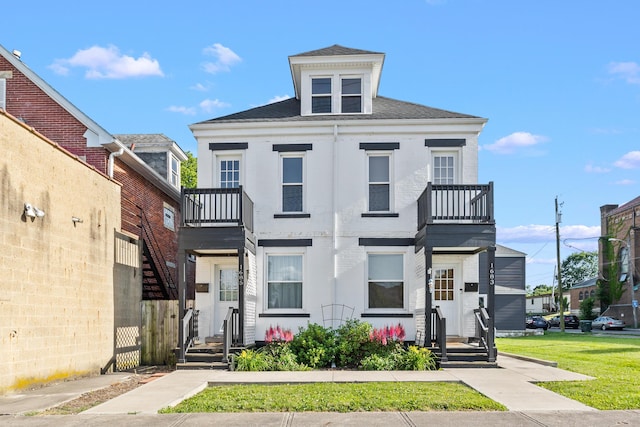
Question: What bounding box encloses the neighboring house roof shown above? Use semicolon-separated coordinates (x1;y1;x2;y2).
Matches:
0;43;181;201
289;44;384;57
194;96;480;125
495;244;526;257
114;133;188;161
572;277;598;289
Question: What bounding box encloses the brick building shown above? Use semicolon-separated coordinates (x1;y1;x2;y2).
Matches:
599;197;639;326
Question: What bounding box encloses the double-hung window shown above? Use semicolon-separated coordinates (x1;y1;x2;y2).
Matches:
282;156;303;212
368;155;390;211
312;77;332;114
267;254;303;309
367;253;404;309
341;77;362;113
170;155;179;188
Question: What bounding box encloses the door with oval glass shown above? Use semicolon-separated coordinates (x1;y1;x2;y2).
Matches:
433;265;460;336
213;267;239;335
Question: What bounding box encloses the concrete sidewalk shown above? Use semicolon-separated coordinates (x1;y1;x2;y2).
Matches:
3;354;640;426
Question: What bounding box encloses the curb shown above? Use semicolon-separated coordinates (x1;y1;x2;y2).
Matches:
499;352;558;367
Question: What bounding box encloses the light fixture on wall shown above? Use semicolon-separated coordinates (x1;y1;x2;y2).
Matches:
24;203;45;219
72;217;84;227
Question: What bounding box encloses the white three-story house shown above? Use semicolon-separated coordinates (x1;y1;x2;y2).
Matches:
177;45;502;363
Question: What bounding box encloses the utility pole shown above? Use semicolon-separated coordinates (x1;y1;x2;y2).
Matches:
555;197;565;332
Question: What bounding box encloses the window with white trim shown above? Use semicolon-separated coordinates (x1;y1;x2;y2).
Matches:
368;154;391;212
282;155;303;212
367;253;404;309
433;154;455;184
0;79;6;110
163;205;175;230
218;157;240;188
170;154;179;188
341;77;362;113
311;77;331;114
267;254;303;309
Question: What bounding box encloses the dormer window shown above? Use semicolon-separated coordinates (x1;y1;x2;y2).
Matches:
309;76;363;115
341;78;362;113
312;78;332;113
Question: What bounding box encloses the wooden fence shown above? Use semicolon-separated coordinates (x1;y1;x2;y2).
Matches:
141;300;180;366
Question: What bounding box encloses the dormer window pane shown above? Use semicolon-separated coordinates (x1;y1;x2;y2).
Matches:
312;78;332;113
341;78;362;113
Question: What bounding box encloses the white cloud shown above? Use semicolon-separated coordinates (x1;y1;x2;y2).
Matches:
584;163;610;173
268;95;291;104
615;179;636;185
190;82;211;92
199;98;230;113
614;151;640;169
608;61;640;84
482;131;548;154
497;224;599;244
49;45;163;79
166;105;196;115
202;43;241;74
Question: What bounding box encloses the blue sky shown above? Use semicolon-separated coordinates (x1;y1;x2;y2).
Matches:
3;1;639;288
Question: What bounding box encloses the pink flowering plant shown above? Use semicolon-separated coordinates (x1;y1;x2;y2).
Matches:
264;325;294;343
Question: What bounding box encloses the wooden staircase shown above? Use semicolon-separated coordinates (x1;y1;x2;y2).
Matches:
176;337;241;370
430;339;498;369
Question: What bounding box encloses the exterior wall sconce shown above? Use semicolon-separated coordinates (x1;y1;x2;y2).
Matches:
24;203;45;220
72;217;84;227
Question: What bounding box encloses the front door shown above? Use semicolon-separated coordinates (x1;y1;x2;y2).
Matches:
213;268;239;335
433;265;460;336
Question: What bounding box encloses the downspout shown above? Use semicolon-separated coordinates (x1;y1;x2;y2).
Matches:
332;124;339;327
108;147;125;178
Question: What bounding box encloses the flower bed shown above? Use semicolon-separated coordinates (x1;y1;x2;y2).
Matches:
234;320;436;371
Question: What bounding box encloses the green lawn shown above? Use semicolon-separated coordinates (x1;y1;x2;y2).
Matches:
162;333;640;413
162;382;506;413
496;332;640;410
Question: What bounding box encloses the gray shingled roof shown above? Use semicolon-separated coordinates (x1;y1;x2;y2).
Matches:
114;134;175;145
290;44;383;57
195;96;480;125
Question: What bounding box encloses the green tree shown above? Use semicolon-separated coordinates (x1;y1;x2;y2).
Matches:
560;251;598;289
181;151;197;188
530;284;552;296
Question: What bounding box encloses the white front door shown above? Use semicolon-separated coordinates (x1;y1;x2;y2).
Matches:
433;265;461;336
213;268;239;335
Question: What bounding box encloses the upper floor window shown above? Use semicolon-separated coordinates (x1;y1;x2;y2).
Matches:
170;154;179;188
312;78;332;114
310;76;363;114
341;78;362;113
368;154;391;212
0;79;6;110
219;157;240;188
433;154;456;184
282;156;303;212
163;205;175;230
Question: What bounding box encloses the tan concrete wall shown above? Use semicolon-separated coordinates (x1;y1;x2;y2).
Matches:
0;112;121;394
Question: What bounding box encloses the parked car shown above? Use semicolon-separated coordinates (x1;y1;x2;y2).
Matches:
592;316;625;330
548;314;580;329
526;316;549;330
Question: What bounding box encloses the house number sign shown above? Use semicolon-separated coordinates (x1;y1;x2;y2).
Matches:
489;262;495;287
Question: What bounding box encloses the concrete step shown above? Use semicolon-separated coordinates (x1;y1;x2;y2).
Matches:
176;361;229;370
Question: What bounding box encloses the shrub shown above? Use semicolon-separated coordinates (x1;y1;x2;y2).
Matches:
261;342;309;371
360;353;396;370
234;349;269;371
579;297;598;320
334;319;374;368
289;323;336;368
396;346;437;371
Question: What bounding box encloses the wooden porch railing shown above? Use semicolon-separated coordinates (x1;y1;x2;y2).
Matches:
222;307;240;364
474;308;496;362
181;187;254;232
418;182;494;229
432;307;447;362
